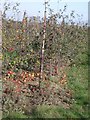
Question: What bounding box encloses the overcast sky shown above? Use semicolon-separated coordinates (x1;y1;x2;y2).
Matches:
0;0;89;23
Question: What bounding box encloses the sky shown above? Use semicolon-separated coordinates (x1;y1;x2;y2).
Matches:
0;0;89;23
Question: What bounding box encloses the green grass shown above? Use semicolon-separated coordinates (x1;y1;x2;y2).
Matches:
66;64;89;118
4;104;88;119
3;111;28;119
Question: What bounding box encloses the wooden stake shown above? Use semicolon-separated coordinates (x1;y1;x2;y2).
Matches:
40;0;47;88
